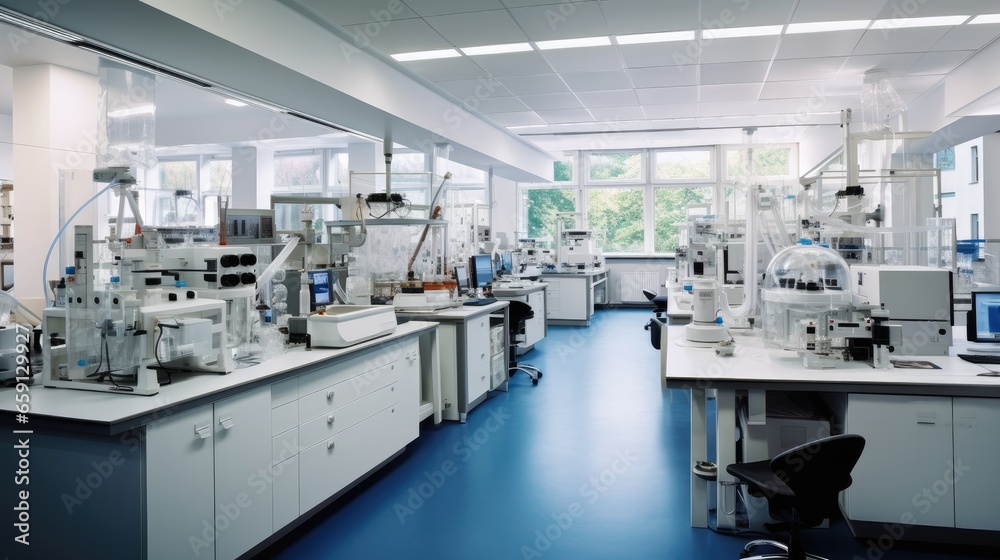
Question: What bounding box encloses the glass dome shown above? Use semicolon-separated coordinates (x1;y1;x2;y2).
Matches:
763;243;853;294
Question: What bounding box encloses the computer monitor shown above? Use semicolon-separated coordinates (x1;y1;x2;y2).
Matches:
469;254;494;289
499;251;513;276
968;291;1000;345
308;269;332;309
453;264;469;294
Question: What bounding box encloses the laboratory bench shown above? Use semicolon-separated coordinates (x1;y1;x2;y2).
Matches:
662;326;1000;548
539;268;608;326
491;281;547;354
395;300;509;422
0;321;440;560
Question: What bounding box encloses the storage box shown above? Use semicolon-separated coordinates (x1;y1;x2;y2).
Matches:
490;353;506;389
490;325;505;356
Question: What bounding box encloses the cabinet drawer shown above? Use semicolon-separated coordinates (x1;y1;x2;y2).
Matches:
299;383;399;450
271;377;298;408
299;362;398;422
299;404;404;514
272;427;300;465
297;341;405;396
272;401;298;436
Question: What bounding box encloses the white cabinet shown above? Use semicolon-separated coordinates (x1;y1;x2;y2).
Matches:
524;289;546;349
466;315;491;402
845;394;955;528
543;274;601;325
146;386;272;560
953;398;1000;531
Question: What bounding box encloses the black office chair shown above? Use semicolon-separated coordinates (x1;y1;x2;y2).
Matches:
507;300;542;385
725;434;866;560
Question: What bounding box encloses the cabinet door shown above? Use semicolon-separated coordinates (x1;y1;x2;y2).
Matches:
845;394;954;528
465;316;491;402
146;405;215;560
546;279;561;319
953;398;1000;531
525;291;545;346
214;386;273;560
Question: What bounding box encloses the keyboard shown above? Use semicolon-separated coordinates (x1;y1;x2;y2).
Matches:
957;353;1000;365
463;297;497;306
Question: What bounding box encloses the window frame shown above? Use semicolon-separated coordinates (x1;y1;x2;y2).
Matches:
650;147;716;185
584;150;645;185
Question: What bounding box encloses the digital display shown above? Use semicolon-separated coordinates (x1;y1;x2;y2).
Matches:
971;292;1000;342
500;251;512;275
309;270;332;307
453;265;469;293
470;254;494;288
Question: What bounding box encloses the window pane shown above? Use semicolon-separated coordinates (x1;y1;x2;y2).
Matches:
159;160;197;191
654;187;713;253
274;154;322;190
554;154;574;182
210;160;232;193
727;146;792;178
588;152;642;181
157;160;199;226
655;150;711;180
521;188;575;246
441;159;485;185
586;187;644;253
332;153;349;189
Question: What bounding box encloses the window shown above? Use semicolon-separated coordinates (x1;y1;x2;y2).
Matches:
155;159;199;226
971;214;980;239
587;151;642;182
935;148;955;170
586;187;645;253
204;159;232;226
726;145;794;179
654;149;712;181
274;153;323;192
654;187;713;253
520;188;576;246
971;145;979;183
554;153;574;182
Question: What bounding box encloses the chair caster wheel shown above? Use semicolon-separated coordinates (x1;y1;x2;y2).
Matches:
537;372;543;378
532;378;538;385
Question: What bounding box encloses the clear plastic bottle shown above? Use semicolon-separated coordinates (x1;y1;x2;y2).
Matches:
299;270;311;316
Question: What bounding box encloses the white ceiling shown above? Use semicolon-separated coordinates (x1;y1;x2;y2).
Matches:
290;0;1000;150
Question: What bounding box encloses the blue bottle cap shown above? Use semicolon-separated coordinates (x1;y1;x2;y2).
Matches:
683;284;692;291
110;276;120;283
798;238;813;245
175;280;187;288
66;266;76;274
715;317;723;324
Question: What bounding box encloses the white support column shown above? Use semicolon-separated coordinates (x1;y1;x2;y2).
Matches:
231;145;273;209
12;64;97;316
981;134;1000;245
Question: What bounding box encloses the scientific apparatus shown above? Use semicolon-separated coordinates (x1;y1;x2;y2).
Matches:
851;265;953;355
966;291;1000;350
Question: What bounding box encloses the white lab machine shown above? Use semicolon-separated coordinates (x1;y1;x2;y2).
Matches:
307;305;397;348
558;229;603;269
851;265;953;355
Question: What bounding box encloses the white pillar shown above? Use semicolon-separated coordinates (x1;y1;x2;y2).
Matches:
12;64;97;315
231;145;273;209
981;135;1000;244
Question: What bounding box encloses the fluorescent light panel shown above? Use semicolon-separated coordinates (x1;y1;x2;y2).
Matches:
786;20;871;34
970;14;1000;24
461;42;533;56
870;15;969;29
107;105;156;118
536;36;611;50
224;99;247;107
391;49;461;62
703;25;782;39
615;31;695;45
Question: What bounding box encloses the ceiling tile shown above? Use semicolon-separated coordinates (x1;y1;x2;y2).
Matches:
874;0;997;18
699;0;796;27
642;103;699;119
767;57;846;81
436;77;514;98
930;23;1000;51
474;96;531;113
539;45;623;72
497;74;570;95
561;70;631;91
853;27;952;56
908;50;974;75
759;78;861;99
500;0;569;7
470;51;555;77
509;1;609;41
347;18;449;54
627;66;698;88
295;0;419;26
699;101;756;117
404;0;505;17
424;10;527;46
636;86;698;105
755;95;860;115
599;0;699;34
775;31;865;59
698;36;780;64
535;108;595;123
401;57;492;81
488;111;546;126
620;43;699;68
838;53;922;77
701;61;769;84
588;105;647;121
699;83;763;103
888;74;945;94
790;0;887;22
520;92;584;110
576;89;639;107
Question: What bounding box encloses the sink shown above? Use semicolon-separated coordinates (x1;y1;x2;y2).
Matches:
307;305;397;347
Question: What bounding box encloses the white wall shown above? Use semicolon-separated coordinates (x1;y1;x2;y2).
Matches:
0;114;12;180
491;174;517;249
950;137;985;240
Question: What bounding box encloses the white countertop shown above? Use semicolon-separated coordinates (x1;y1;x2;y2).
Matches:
663;326;1000;397
394;300;508;321
0;321;437;433
491;282;548;296
540;268;607;277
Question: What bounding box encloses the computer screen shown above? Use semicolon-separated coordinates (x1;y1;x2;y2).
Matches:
309;270;332;308
969;291;1000;343
469;254;494;289
453;264;469;293
499;251;513;276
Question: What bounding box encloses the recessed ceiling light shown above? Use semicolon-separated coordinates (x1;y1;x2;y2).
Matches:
702;25;782;39
506;124;548;130
461;43;533;56
391;49;461;62
969;14;1000;24
224;99;247;107
615;31;695;45
535;36;611;50
870;15;969;29
785;20;871;34
107;104;156;118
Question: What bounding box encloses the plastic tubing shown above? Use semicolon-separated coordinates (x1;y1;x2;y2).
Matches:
41;180;118;306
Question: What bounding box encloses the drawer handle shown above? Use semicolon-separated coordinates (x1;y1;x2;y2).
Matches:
327;441;335;450
219;416;235;430
327;415;335;425
327;390;335;401
194;424;212;439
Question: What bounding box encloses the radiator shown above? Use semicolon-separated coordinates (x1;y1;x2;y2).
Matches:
620;271;660;303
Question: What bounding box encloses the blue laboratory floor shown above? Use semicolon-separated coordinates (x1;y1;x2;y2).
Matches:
262;308;996;560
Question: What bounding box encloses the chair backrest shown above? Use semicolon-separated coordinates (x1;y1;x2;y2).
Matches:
507;300;534;330
769;434;865;522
